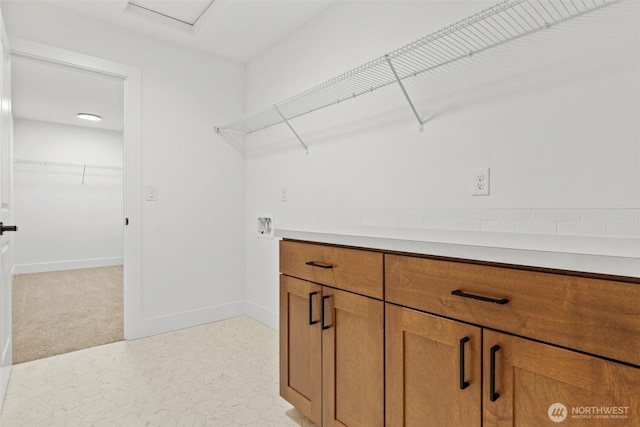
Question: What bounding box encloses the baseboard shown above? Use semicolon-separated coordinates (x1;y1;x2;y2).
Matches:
126;300;245;340
13;257;124;275
245;301;278;330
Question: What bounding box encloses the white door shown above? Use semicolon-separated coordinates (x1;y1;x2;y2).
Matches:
0;9;15;405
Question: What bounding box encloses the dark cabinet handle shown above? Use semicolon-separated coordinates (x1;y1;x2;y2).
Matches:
489;345;501;402
321;295;331;330
308;292;319;325
0;223;17;235
459;337;470;390
305;261;333;269
451;290;509;305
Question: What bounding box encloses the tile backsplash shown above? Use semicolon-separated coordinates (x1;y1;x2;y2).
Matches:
361;208;640;239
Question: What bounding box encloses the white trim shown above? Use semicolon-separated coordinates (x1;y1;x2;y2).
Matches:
0;8;12;409
134;301;245;338
9;38;143;340
0;344;10;408
13;257;124;275
1;336;10;367
244;301;278;330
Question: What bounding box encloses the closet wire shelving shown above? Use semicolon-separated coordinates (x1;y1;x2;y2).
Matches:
13;159;123;184
214;0;618;154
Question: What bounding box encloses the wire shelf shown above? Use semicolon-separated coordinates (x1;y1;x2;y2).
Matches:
13;159;123;171
214;0;617;150
14;159;123;184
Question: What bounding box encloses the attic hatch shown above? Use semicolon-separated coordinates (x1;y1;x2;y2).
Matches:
125;0;217;34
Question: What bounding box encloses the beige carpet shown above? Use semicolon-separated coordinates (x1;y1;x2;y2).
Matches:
12;266;123;364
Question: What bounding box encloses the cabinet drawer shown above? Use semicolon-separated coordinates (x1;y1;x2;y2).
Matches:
280;240;383;299
386;254;640;366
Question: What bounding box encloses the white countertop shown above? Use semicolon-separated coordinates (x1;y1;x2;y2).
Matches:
275;227;640;279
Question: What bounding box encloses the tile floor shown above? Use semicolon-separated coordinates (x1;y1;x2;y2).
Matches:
0;316;316;426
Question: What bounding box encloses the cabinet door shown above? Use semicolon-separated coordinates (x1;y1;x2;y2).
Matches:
280;275;322;426
484;330;640;426
386;304;482;427
322;287;384;427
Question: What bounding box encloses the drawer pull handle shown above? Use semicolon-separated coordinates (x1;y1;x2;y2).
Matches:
305;261;333;269
451;290;509;305
459;337;470;390
308;292;319;325
321;295;332;330
489;345;501;402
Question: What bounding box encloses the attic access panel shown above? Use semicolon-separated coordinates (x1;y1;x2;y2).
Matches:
125;0;216;33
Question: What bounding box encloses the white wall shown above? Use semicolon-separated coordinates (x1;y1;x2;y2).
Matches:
244;1;640;328
2;1;246;336
4;1;638;335
13;119;123;273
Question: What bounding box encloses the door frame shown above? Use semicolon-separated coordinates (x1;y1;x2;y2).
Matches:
9;38;143;340
0;7;13;405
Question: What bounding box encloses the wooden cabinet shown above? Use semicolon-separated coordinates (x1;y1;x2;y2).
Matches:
386;304;640;427
483;330;640;426
280;240;383;299
386;253;640;426
385;304;481;427
322;286;384;426
279;241;384;427
280;239;640;426
386;254;640;366
280;275;322;425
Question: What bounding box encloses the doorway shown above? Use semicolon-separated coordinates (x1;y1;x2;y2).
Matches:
11;56;125;363
8;37;144;342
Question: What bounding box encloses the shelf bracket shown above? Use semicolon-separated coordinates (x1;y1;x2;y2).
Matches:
385;55;424;132
214;127;246;157
274;105;309;154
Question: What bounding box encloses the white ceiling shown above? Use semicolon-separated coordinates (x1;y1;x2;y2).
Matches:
12;56;125;132
10;0;339;133
52;0;339;64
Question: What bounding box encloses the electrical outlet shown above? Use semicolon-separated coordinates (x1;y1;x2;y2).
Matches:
280;187;287;202
472;168;490;196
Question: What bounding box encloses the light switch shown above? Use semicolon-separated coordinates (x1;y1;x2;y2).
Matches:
145;186;158;201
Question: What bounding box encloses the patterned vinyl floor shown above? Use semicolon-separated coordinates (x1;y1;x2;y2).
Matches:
0;316;316;426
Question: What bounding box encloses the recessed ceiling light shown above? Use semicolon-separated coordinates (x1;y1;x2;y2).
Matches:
77;113;102;122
